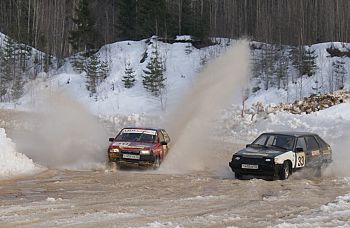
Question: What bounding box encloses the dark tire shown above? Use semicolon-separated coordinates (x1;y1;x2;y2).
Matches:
235;172;242;179
153;156;161;170
279;161;291;180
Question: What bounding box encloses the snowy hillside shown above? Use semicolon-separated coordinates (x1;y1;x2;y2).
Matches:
1;32;350;117
8;36;230;115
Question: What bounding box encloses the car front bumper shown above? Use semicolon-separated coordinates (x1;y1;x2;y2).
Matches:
229;157;283;177
108;152;156;167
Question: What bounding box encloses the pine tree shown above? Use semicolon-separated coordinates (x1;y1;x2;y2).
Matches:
0;36;18;101
290;46;318;77
18;44;32;72
122;62;136;88
332;59;347;90
43;52;53;72
85;52;109;97
11;74;24;101
1;36;16;83
302;48;318;77
260;44;277;90
86;54;99;96
69;0;97;55
99;60;109;82
142;46;166;97
275;47;289;90
71;54;87;73
0;48;6;100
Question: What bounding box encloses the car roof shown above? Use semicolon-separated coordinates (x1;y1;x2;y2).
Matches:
122;127;162;131
262;131;318;137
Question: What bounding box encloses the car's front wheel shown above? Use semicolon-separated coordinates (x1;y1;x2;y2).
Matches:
107;161;119;171
234;172;242;179
279;161;291;180
153;156;161;169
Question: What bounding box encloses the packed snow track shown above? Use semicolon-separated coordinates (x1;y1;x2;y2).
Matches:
1;170;350;227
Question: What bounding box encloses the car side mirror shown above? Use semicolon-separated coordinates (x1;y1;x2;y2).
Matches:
109;138;114;142
246;144;251;148
296;147;304;152
161;141;167;145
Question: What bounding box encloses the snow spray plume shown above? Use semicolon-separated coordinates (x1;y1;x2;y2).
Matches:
13;91;108;170
161;40;250;173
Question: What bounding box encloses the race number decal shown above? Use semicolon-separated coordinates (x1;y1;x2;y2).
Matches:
296;152;305;168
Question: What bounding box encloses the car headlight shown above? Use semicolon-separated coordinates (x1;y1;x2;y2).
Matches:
265;158;271;162
235;156;241;160
109;148;119;153
140;150;151;155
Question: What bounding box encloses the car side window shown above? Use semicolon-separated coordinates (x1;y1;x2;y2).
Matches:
315;135;328;149
296;137;307;152
161;130;170;143
305;136;319;151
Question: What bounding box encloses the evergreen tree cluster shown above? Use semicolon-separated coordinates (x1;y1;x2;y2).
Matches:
0;37;31;102
251;42;349;98
0;35;53;102
70;52;109;97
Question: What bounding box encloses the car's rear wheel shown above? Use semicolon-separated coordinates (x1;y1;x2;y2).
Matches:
279;161;291;180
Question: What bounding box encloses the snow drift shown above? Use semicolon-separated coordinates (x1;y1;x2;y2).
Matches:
0;128;38;178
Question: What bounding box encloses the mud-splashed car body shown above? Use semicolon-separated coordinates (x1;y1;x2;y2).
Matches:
229;132;332;180
108;128;171;169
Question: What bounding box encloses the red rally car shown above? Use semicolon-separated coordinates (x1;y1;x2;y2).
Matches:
108;128;171;169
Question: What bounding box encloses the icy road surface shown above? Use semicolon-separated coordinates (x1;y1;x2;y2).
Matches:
1;169;350;228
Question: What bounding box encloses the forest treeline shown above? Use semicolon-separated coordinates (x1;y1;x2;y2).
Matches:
0;0;350;59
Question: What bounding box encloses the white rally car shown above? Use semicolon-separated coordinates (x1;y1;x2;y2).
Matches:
229;132;332;180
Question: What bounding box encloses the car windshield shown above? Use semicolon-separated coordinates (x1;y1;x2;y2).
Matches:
251;134;295;151
116;130;156;143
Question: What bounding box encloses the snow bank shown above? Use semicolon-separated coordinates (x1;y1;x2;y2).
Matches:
0;128;38;178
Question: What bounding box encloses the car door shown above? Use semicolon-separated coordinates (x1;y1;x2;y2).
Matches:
304;136;322;167
295;137;306;168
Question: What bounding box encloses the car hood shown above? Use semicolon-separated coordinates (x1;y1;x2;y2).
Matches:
235;147;286;158
110;141;154;150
